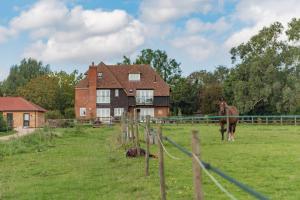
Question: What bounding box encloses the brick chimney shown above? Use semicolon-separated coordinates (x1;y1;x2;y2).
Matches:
87;63;97;119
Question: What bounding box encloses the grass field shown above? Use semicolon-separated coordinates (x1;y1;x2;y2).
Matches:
0;124;299;199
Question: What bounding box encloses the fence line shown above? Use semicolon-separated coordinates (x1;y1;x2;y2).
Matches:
164;136;269;200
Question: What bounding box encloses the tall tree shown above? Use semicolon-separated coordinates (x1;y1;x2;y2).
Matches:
2;58;50;96
226;20;300;114
120;49;182;84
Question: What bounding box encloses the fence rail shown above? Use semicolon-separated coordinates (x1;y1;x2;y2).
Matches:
157;115;300;125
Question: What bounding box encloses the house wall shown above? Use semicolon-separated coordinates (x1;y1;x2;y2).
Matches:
2;111;45;128
75;88;89;119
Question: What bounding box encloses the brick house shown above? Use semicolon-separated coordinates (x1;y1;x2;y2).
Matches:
0;97;47;129
75;62;170;120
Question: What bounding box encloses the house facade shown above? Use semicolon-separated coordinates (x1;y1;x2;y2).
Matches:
0;97;47;129
75;62;170;120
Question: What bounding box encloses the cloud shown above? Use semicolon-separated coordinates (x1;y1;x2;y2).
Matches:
225;0;300;48
0;0;145;64
185;17;230;34
171;35;216;61
140;0;222;23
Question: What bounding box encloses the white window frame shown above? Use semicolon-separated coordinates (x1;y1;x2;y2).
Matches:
80;108;86;117
114;108;124;117
136;90;154;104
97;89;110;103
115;89;119;97
128;73;140;81
96;108;111;122
139;108;154;119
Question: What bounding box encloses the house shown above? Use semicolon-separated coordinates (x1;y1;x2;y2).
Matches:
75;62;170;120
0;97;47;129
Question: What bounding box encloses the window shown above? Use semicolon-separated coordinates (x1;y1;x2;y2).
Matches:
136;90;154;104
139;108;154;119
114;108;124;117
97;72;103;79
129;73;140;81
115;89;119;97
80;108;86;116
97;108;111;122
97;90;110;103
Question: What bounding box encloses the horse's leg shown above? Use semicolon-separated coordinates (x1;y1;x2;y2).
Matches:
220;123;225;141
228;124;233;141
232;123;236;141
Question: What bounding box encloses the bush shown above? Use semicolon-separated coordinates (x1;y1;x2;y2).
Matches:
0;112;8;132
45;110;63;119
64;107;75;119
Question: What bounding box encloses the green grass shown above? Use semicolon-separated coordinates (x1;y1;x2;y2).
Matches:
0;130;16;137
0;124;299;199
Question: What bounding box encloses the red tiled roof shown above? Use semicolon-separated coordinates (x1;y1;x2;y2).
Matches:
76;62;170;96
0;97;47;112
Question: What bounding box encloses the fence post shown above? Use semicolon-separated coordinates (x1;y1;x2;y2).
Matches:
145;115;150;176
192;130;204;200
157;126;166;200
134;109;140;156
295;116;297;126
280;116;283;125
129;112;134;143
266;117;268;125
226;107;229;140
251;116;254;124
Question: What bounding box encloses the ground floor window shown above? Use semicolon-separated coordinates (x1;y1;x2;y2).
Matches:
80;108;86;117
114;108;124;117
139;108;154;119
23;113;30;128
97;108;111;122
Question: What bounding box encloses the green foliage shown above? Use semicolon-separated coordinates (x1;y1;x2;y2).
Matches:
0;112;8;132
120;49;182;84
45;110;64;119
1;58;50;96
226;19;300;114
17;70;82;115
64;107;75;119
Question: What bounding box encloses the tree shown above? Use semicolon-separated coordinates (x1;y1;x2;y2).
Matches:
120;49;182;84
198;84;223;115
2;58;50;96
226;20;300;114
17;70;82;116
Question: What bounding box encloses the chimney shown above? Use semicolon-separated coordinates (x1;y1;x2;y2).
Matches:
87;63;97;119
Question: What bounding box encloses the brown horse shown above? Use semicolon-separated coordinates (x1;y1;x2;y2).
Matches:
218;98;239;141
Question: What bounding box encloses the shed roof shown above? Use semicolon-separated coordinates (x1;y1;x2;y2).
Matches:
0;97;47;112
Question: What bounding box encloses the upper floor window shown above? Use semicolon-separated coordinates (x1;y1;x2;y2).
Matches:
136;90;154;105
98;72;103;79
115;89;119;97
129;73;140;81
97;89;110;103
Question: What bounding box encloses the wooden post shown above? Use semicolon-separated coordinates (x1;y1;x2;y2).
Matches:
145;115;150;176
251;116;254;124
266;117;268;125
295;116;297;126
157;126;166;200
192;130;203;200
134;109;140;156
226;107;229;140
129;112;134;142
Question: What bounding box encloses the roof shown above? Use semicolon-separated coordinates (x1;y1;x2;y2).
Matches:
0;97;47;112
76;62;170;96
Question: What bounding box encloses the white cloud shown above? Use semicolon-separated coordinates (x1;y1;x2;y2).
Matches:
140;0;222;23
225;0;300;48
185;17;230;34
171;35;216;61
1;0;145;64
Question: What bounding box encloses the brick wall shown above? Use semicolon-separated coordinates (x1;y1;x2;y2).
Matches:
3;111;45;128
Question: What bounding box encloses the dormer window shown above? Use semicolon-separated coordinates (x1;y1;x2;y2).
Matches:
129;73;140;81
98;72;103;79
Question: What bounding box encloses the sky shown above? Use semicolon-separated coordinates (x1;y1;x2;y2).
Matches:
0;0;300;81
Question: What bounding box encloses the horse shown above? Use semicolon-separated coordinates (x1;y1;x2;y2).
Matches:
126;147;157;158
218;98;239;141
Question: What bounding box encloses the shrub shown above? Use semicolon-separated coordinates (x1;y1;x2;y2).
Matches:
45;110;63;119
64;107;75;119
0;112;8;132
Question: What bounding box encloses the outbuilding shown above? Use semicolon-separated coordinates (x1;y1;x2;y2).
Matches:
0;97;47;129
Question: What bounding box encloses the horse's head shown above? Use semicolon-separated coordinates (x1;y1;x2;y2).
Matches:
218;98;227;115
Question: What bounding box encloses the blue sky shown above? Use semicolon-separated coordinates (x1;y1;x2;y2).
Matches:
0;0;299;80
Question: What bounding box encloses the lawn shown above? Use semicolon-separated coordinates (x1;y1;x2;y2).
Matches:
0;124;299;199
